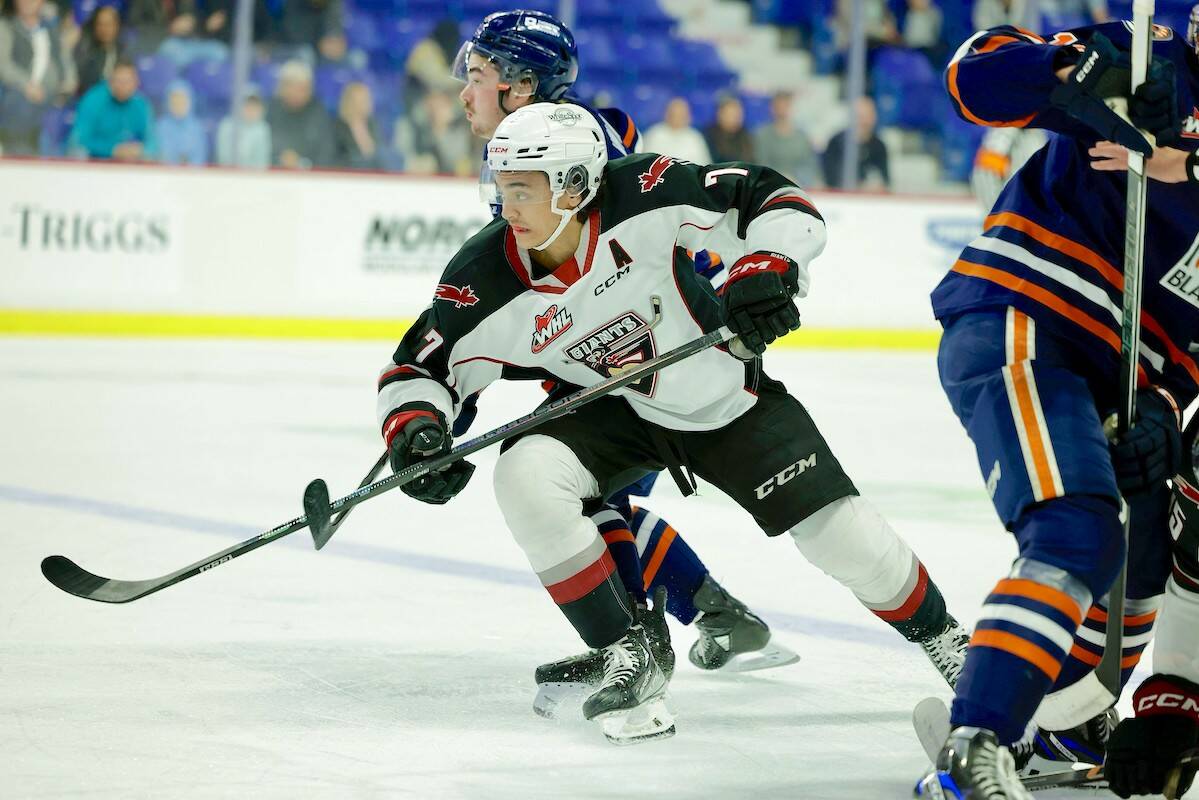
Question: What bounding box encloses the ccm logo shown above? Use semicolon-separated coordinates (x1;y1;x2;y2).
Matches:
1136;692;1199;717
755;453;817;499
199;555;233;573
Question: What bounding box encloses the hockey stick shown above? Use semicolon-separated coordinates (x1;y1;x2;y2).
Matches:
41;325;741;603
1035;0;1155;732
306;451;388;550
1021;750;1199;797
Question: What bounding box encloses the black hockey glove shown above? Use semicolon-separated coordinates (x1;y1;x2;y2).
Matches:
1107;387;1181;496
1049;33;1153;156
1130;58;1181;148
1106;674;1199;799
383;402;475;505
720;251;801;356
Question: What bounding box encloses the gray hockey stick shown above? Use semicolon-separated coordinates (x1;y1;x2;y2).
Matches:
41;326;742;603
1036;0;1155;731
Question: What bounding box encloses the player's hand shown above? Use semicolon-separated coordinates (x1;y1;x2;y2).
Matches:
1089;141;1193;183
383;402;475;505
1049;33;1153;156
720;251;801;356
1130;58;1181;148
1105;674;1199;799
1107;387;1181;496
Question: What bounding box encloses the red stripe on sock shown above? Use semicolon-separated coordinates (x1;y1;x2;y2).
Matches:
874;563;930;622
545;551;617;605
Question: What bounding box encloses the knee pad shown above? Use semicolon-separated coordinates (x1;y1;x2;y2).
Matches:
788;495;916;606
493;434;600;572
1011;495;1124;599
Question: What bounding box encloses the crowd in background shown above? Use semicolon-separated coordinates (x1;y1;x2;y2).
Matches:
0;0;1182;190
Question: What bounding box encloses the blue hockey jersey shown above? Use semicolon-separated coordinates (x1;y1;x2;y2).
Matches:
934;22;1199;406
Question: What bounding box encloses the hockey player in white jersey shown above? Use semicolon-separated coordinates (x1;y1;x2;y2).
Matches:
375;103;971;744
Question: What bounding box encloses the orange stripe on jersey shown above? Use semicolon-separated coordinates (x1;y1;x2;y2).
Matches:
1086;605;1108;624
1069;643;1102;666
1141;315;1199;389
1011;26;1047;43
622;116;637;148
641;524;677;589
946;59;1037;128
972;629;1064;680
1011;308;1030;360
1121;652;1145;669
602;529;636;546
975;149;1012;174
994;578;1084;626
977;35;1022;54
985;212;1123;290
1125;609;1158;626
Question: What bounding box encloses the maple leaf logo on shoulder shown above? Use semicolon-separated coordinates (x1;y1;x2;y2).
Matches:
434;283;480;309
637;155;679;193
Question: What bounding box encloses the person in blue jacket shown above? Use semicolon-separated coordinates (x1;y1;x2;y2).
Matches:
69;57;158;161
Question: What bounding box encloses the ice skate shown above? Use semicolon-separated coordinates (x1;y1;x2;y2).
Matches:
582;625;674;745
916;617;970;688
689;575;797;672
915;726;1033;800
533;588;674;718
1014;707;1117;775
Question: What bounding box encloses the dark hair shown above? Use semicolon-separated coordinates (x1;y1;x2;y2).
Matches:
113;56;136;72
82;4;121;46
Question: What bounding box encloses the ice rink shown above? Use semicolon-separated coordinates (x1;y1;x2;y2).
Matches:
1;337;1184;799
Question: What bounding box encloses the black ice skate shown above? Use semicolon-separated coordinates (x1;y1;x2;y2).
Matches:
533;588;674;719
582;625;674;745
914;726;1033;800
1015;706;1117;774
689;575;797;672
917;617;970;688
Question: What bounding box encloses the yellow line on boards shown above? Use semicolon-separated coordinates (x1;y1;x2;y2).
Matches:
0;310;941;350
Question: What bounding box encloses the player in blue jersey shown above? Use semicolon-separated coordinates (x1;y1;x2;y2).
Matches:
916;11;1199;799
447;11;809;694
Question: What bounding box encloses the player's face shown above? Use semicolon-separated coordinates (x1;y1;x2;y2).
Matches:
460;53;508;138
495;171;557;247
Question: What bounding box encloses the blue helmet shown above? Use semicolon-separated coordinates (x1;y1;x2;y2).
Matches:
452;10;579;102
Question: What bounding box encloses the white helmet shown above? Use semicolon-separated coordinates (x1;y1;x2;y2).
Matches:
485;102;607;250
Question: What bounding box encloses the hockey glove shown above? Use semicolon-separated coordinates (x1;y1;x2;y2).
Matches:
1107;387;1181;496
1106;674;1199;799
1049;33;1153;156
383;402;475;505
1130;58;1181;148
720;251;801;356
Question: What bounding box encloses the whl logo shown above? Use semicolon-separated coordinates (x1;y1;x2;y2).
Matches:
532;305;573;353
434;283;480;309
638;155;678;193
754;453;817;499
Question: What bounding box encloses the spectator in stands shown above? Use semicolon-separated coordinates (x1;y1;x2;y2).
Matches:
267;59;334;168
123;0;193;57
903;0;945;66
1039;0;1109;25
0;0;76;154
403;19;459;108
216;85;271;168
643;96;711;165
752;91;819;187
68;56;157;160
972;0;1037;30
835;0;900;52
704;93;754;163
157;79;207;165
73;4;121;97
394;87;473;176
821;95;889;189
275;0;347;64
332;81;381;170
156;0;230;68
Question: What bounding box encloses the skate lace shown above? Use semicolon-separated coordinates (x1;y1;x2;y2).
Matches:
921;624;969;687
969;740;1028;800
601;636;644;689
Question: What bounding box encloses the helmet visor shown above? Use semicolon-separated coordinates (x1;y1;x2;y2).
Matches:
452;41;539;97
480;169;555;209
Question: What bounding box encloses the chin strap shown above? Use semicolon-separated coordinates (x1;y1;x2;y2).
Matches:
531;191;581;251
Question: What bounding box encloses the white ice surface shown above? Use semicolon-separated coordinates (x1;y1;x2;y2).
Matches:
0;338;1184;799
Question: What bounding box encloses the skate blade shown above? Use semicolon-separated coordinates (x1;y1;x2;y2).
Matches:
913;772;960;799
715;641;800;673
596;697;676;746
532;682;589;719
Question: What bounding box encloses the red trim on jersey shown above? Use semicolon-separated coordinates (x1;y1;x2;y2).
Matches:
759;194;819;215
504;212;601;295
378;364;426;388
544;551;617;604
873;563;930;621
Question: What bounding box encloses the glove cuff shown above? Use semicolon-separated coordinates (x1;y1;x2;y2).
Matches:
726;251;798;286
1133;673;1199;724
382;402;442;449
1150;385;1182;428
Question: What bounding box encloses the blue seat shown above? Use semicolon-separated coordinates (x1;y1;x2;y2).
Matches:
39;105;76;156
625;84;673;128
134;54;178;106
686;90;717;128
938;96;985;183
871;47;940;132
345;10;386;53
251;61;280;99
315;65;368;111
574;28;621;72
616;34;676;83
740;92;772;129
183;59;234;115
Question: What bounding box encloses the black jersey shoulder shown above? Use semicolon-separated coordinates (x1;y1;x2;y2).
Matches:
596;153;711;230
431;217;528;339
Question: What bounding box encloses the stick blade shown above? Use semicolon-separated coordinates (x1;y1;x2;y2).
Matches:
303;479;334;551
41;555;142;603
